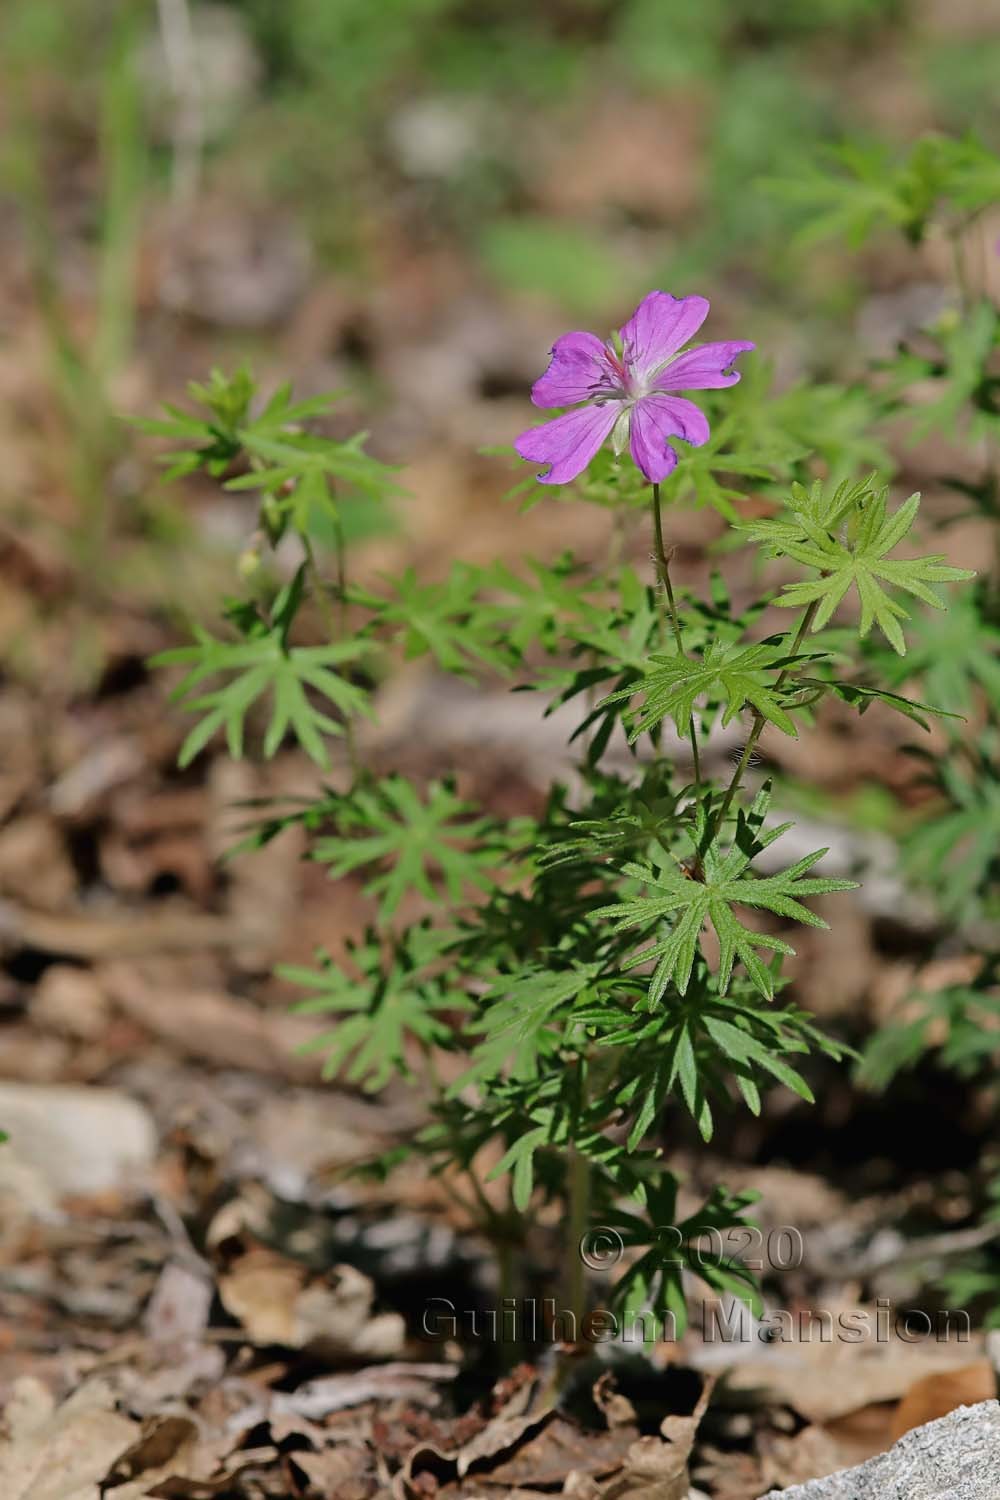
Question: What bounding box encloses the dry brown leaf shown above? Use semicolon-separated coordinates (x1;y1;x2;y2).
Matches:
103;1412;273;1500
692;1445;765;1500
598;1372;714;1500
31;966;111;1042
456;1410;555;1478
0;1377;139;1500
143;1261;214;1346
215;1244;404;1357
819;1401;902;1469
395;1370;711;1500
392;1376;553;1500
757;1424;844;1493
0;815;76;911
288;1444;374;1498
889;1359;997;1442
593;1371;639;1431
479;1415;637;1489
718;1297;985;1424
98;1341;227;1418
104;1414;202;1500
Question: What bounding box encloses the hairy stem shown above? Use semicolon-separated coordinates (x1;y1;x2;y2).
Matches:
303;528;362;782
650;484;702;789
710;598;820;840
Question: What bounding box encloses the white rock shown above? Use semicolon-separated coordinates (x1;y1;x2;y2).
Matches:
0;1083;157;1198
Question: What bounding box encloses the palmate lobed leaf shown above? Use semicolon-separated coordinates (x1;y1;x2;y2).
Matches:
452;963;602;1090
279;924;467;1092
310;774;507;918
353;563;515;676
604;1180;763;1337
741;479;975;654
596;784;857;1002
152;625;373;769
901;746;1000;922
864;585;1000;715
605;639;814;743
797;677;963;733
764;135;1000;251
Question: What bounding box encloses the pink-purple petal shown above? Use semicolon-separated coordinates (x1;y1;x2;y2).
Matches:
619;291;710;381
515;401;621;485
656;340;755;391
628;394;710;483
530;331;620;409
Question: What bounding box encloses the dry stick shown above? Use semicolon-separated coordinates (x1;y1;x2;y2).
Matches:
710;598;820;843
650;483;702;790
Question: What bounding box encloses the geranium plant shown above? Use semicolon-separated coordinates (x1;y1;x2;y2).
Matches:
144;272;974;1342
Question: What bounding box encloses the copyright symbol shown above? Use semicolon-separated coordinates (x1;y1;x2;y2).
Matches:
579;1226;624;1270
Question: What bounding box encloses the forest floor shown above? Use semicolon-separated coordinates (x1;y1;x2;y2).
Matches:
3;4;1000;1491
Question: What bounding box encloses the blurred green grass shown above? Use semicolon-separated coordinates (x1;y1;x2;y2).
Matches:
4;0;998;327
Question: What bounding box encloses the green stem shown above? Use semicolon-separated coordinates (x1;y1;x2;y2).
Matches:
710;599;819;840
302;529;362;782
566;1145;590;1336
650;483;701;790
332;515;362;780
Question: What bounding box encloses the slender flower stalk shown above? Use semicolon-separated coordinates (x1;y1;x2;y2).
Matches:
650;482;701;790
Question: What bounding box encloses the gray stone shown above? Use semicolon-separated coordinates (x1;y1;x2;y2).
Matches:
761;1401;1000;1499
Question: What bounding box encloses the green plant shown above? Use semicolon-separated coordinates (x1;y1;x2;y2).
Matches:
773;131;1000;1318
145;258;974;1352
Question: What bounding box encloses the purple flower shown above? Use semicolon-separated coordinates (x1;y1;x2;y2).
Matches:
514;291;754;486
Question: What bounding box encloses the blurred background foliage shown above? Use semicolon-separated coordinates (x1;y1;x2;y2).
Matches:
0;0;997;670
4;0;998;326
